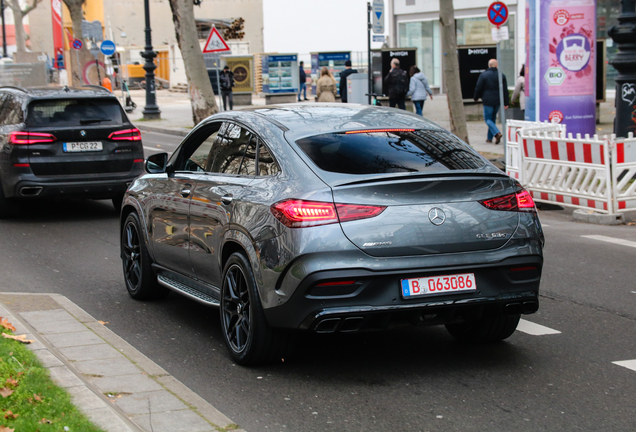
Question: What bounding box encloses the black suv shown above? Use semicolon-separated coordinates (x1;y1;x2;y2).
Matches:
0;86;145;217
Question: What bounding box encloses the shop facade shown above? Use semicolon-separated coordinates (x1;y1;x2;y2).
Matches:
389;0;619;92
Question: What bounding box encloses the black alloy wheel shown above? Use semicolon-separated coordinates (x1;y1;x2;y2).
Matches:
221;261;252;355
220;252;293;365
445;314;520;343
121;212;168;300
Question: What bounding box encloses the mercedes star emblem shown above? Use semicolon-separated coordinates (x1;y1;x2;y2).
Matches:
80;130;86;137
428;207;446;226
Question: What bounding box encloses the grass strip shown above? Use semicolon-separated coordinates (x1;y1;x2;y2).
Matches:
0;322;106;432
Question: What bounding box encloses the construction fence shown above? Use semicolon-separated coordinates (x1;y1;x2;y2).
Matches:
505;120;636;215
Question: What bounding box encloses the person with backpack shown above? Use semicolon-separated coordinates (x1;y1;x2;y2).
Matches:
220;66;235;111
407;65;433;116
383;58;409;110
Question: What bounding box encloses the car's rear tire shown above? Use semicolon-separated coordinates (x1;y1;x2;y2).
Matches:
121;212;169;300
445;314;520;343
0;184;21;219
220;252;292;365
112;194;124;212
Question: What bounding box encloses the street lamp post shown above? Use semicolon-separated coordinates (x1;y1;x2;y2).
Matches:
141;0;160;119
609;0;636;137
1;0;8;58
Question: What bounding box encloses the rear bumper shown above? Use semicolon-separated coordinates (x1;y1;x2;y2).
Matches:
11;176;138;199
263;255;542;332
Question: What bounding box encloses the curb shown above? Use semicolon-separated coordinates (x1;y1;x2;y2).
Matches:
135;123;190;138
572;209;625;225
0;292;245;432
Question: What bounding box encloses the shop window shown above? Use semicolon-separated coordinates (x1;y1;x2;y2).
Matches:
398;20;440;87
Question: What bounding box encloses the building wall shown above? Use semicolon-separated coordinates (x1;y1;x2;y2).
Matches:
29;0;263;58
104;0;263;53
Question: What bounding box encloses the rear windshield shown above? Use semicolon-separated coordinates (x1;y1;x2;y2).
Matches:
295;130;485;175
26;98;125;127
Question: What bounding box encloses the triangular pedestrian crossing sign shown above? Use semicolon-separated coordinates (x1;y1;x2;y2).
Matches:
203;26;231;53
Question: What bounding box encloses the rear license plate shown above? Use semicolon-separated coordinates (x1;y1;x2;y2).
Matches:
63;142;103;152
401;273;477;298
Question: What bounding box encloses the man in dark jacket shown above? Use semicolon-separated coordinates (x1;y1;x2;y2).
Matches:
298;61;308;101
383;58;409;109
474;59;509;144
339;60;358;103
220;66;235;111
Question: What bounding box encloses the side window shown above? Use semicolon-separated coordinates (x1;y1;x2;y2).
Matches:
257;142;281;176
208;122;254;175
178;123;220;172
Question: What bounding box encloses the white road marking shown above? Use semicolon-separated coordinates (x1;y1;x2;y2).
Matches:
581;235;636;249
144;146;161;152
613;360;636;373
517;319;561;336
541;224;550;227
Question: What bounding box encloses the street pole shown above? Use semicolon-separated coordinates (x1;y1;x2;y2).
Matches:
141;0;160;120
215;54;222;111
1;0;7;58
609;0;636;138
367;2;372;105
496;41;507;164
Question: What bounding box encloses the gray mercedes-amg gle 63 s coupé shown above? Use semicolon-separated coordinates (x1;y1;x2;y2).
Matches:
120;104;544;365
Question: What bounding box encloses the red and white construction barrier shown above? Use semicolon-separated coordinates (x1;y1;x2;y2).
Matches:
505;120;634;215
611;133;636;213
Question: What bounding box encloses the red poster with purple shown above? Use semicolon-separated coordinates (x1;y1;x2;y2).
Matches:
549;2;595;96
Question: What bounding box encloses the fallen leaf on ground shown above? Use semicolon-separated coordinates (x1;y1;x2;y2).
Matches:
39;418;52;424
0;388;13;398
33;394;42;402
3;411;17;420
1;334;33;344
5;378;17;388
97;320;109;325
0;318;16;332
0;426;15;432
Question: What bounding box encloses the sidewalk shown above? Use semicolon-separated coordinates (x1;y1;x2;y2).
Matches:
0;292;245;432
125;89;616;161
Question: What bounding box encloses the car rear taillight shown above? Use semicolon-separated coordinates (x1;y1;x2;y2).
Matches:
9;131;56;144
271;200;386;228
108;128;141;141
480;189;536;212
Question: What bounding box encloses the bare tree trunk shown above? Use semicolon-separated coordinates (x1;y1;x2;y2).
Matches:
439;1;469;144
168;0;218;124
63;0;94;87
8;2;26;52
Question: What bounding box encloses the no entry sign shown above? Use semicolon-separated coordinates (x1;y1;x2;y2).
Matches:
487;2;509;28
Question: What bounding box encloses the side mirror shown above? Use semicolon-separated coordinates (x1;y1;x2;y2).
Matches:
145;152;168;174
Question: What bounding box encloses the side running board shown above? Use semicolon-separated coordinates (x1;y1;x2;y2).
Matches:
157;275;220;307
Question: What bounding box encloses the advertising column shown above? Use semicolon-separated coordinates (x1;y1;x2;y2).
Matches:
526;0;596;135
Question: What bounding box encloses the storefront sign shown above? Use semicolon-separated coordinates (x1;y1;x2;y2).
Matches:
224;56;253;93
457;46;497;100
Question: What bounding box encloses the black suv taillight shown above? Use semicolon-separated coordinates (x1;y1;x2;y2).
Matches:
108;128;141;141
9;131;56;144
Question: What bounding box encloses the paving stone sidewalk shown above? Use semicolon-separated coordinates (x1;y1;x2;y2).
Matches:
0;292;245;432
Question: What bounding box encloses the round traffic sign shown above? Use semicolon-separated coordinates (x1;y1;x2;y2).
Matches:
487;2;509;28
100;40;116;56
72;39;83;50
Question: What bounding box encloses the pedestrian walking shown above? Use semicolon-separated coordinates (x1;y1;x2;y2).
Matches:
339;60;358;103
511;64;525;118
406;65;433;116
220;66;235;111
316;66;337;103
298;61;308;101
474;59;509;144
383;58;409;110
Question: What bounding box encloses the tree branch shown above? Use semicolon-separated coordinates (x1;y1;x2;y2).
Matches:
22;0;42;16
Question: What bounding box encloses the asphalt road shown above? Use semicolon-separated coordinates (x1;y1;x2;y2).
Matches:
1;132;635;431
